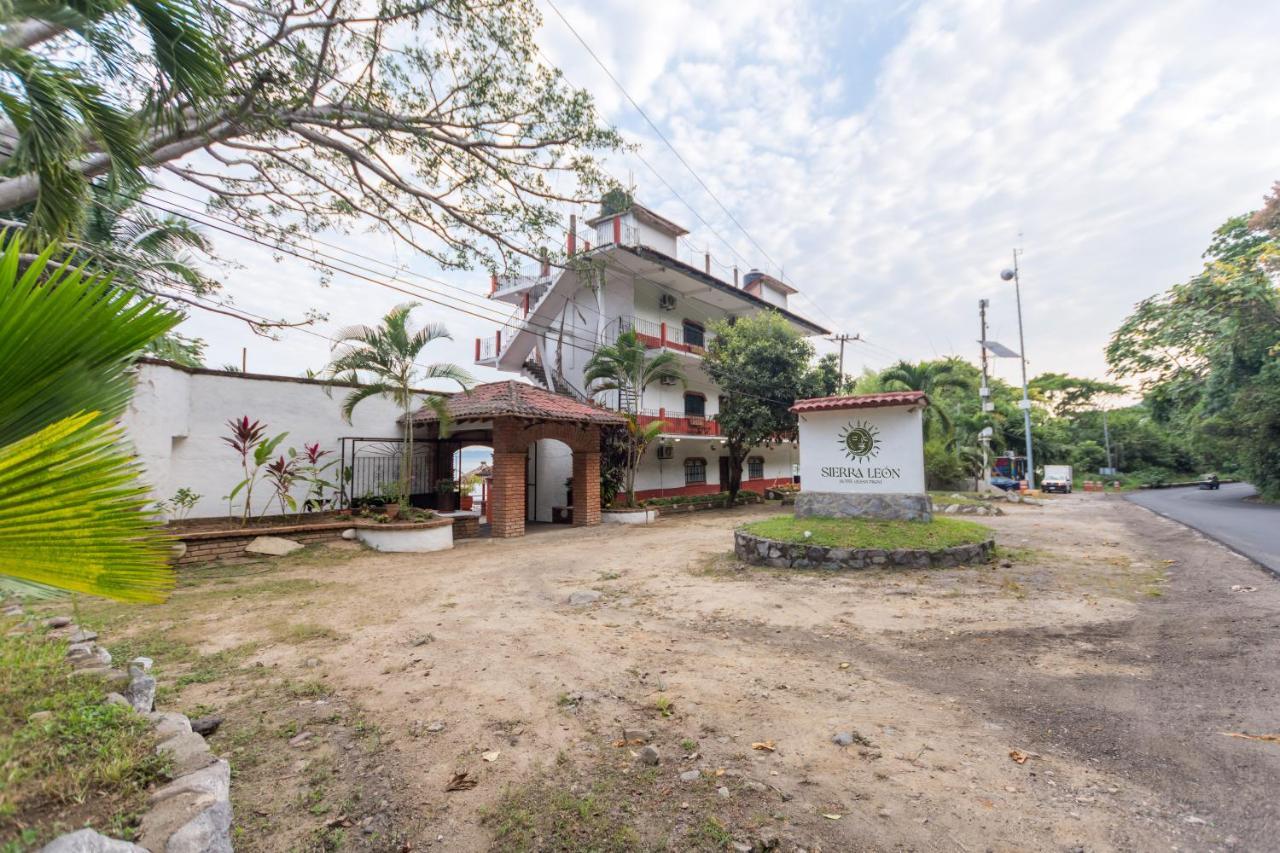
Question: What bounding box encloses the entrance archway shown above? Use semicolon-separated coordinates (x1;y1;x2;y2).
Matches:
403;381;624;538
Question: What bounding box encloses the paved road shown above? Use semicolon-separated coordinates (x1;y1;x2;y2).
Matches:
1127;482;1280;575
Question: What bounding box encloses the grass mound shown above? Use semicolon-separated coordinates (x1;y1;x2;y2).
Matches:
742;514;990;550
0;620;168;848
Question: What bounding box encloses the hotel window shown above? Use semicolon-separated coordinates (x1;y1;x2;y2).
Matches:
747;456;765;480
684;391;706;418
682;320;705;348
684;457;707;485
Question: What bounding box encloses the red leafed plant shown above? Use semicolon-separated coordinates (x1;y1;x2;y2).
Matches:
223;416;287;524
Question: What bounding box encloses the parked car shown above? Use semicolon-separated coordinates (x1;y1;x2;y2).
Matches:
990;475;1019;492
1041;464;1074;494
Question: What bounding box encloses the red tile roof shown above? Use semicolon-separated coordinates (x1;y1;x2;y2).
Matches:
790;391;929;413
407;381;625;425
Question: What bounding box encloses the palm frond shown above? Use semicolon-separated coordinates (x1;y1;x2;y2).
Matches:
339;381;395;424
0;235;179;445
417;362;474;388
127;0;226;108
0;412;173;603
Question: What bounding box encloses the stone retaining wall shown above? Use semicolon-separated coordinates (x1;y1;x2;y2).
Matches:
174;516;460;566
795;491;932;522
15;612;235;853
734;530;995;570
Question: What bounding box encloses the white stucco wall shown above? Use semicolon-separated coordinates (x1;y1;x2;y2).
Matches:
634;439;797;494
796;406;926;494
122;360;405;519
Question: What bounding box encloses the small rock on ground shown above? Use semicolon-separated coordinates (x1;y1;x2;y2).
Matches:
567;590;602;606
190;716;223;736
680;770;701;782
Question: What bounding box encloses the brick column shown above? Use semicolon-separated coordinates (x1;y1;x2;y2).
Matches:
572;449;601;526
490;417;527;537
490;452;526;537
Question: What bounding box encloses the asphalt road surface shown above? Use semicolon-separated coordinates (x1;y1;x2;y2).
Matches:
1128;482;1280;575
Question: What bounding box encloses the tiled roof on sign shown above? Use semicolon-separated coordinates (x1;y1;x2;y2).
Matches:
790;390;929;414
406;380;625;425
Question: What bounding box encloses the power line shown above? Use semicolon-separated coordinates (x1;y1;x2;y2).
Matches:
541;0;784;277
127;196;817;410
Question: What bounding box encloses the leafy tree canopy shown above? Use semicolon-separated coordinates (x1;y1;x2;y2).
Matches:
0;0;623;288
704;312;813;499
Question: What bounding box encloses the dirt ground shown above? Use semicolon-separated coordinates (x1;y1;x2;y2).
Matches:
67;493;1280;852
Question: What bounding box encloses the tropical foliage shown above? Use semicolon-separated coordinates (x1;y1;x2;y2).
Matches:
0;0;225;237
703;312;815;501
584;329;685;505
0;0;620;281
0;236;177;602
1107;193;1280;498
584;330;685;413
325;303;472;506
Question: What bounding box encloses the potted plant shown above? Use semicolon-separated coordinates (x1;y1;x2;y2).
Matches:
458;474;477;511
435;478;458;512
374;486;401;519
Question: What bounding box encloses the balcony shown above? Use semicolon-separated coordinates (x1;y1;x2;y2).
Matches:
618;316;714;356
488;272;552;306
637;409;720;437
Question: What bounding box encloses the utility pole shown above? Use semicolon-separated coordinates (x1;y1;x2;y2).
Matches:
978;299;992;485
826;333;862;388
1000;250;1035;490
1101;408;1113;473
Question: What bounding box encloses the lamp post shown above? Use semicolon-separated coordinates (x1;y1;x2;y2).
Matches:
1000;252;1035;490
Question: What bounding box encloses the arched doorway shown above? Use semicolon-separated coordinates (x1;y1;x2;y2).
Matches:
528;438;573;523
454;444;493;518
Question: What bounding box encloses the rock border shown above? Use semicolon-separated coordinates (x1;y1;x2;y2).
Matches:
24;614;234;853
734;529;995;570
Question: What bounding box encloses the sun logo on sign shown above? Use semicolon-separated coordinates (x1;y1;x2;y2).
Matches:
839;419;881;460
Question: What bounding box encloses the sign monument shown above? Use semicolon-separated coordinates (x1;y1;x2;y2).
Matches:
790;391;931;521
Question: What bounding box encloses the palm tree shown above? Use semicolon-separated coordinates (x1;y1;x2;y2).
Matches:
619;414;665;508
78;182;220;366
879;359;973;442
325;303;473;506
584;330;685;505
0;234;178;602
0;0;225;236
583;330;684;413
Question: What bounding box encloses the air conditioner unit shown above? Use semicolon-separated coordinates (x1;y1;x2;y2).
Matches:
659;375;679;386
656;444;674;460
659;293;677;311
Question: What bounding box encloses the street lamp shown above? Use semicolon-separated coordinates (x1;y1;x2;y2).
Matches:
1000;254;1035;490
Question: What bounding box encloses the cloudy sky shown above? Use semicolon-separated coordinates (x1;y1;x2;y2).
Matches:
179;0;1280;391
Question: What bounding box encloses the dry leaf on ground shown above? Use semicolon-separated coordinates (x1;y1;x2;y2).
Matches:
445;771;478;791
752;741;776;751
1220;732;1280;744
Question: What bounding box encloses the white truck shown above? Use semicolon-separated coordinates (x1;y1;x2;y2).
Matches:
1042;464;1073;494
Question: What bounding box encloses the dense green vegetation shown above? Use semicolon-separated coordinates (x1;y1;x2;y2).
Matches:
742;515;991;549
1106;187;1280;498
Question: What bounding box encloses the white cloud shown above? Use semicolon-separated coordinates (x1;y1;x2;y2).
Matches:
178;0;1280;390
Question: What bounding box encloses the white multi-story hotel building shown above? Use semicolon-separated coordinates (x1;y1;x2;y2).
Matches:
473;198;829;509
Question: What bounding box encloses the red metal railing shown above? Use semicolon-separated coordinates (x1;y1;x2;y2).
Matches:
636;410;720;436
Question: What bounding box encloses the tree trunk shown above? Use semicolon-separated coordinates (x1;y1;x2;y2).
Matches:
727;440;747;504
